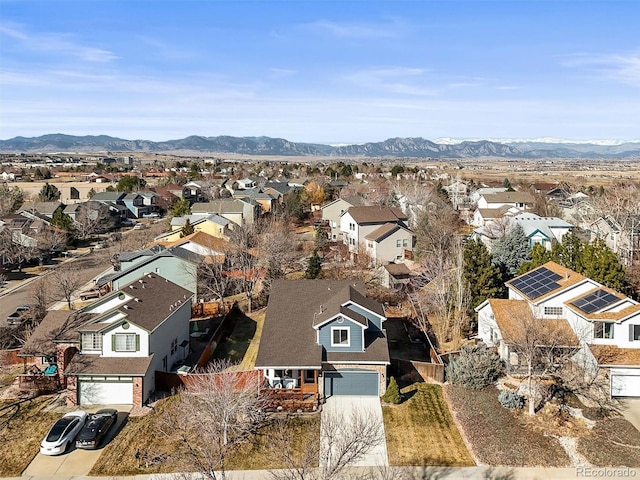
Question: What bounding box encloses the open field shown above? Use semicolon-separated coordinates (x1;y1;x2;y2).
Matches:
0;396;62;476
383;383;474;467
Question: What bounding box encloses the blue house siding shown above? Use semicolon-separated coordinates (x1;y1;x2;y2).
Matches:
318;316;364;352
112;257;197;294
344;303;383;330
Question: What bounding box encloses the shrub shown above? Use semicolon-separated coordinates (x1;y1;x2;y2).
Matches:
446;344;504;390
381;376;402;404
498;390;525;409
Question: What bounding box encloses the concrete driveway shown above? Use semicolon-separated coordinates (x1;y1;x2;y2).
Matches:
619;398;640;433
22;405;131;476
321;395;388;467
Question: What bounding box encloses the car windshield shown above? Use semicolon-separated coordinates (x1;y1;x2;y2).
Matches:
46;418;74;442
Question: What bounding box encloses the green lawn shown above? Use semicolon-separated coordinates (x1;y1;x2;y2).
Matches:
383;383;475;466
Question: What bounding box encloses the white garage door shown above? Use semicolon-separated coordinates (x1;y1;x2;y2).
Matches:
612;374;640;397
79;379;134;405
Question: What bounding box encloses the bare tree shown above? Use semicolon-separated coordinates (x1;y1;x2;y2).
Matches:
73;202;116;239
158;360;266;480
196;255;234;303
269;407;385;480
30;276;50;323
51;265;84;309
228;224;262;312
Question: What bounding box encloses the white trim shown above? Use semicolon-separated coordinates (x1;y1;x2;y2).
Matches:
254;366;322;370
331;327;350;347
313;313;366;329
341;301;386;324
324;360;391;365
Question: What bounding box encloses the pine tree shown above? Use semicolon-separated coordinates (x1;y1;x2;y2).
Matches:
306;250;322;279
463;239;505;310
181;218;195;237
38;182;61;201
518;243;551;274
553;230;584;272
172;198;192;218
51;209;75;236
492;224;531;278
581;238;626;291
381;376;402;404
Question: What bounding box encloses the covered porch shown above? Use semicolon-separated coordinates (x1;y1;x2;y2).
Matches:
259;368;320;410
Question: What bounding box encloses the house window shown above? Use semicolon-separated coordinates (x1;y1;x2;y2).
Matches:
304;370;315;383
396;239;402;247
114;333;138;352
594;322;614;339
631;325;640;341
544;306;563;316
349;223;355;231
331;327;350;347
82;333;102;351
402;239;408;247
171;338;178;354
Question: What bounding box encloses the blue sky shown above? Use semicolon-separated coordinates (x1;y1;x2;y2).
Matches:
1;0;638;143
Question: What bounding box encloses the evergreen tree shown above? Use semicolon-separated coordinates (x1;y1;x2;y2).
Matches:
51;209;75;236
492;224;531;278
381;376;402;404
181;218;195;237
172;198;192;218
306;250;322;279
38;182;61;201
87;187;97;199
463;239;505;310
581;238;626;291
518;243;552;274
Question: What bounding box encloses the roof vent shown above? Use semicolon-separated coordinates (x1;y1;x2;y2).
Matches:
129;285;135;289
124;305;131;309
134;298;140;302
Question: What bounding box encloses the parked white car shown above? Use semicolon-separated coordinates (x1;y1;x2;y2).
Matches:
40;410;87;455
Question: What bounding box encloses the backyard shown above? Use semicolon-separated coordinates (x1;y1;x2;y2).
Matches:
383;383;474;467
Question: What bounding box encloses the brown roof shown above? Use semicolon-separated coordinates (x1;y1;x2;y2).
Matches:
365;223;413;242
588;345;640;366
507;261;588;303
255;280;387;369
346;206;407;224
564;287;639;321
20;311;96;357
82;274;193;333
384;263;412;277
476;205;515;218
489;298;578;346
325;330;390;364
148;231;229;254
65;354;154;376
482;192;535;204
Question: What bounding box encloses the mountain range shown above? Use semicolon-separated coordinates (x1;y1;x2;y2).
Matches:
1;134;640;159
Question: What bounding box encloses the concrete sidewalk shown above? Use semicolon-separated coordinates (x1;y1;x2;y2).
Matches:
13;466;640;480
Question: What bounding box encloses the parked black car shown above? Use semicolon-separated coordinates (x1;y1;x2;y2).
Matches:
75;409;118;449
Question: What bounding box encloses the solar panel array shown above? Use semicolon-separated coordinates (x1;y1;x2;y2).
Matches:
571;289;620;314
510;267;563;300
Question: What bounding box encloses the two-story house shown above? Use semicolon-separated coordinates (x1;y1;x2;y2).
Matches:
20;274;193;406
255;280;390;403
590;215;640;266
321;196;366;241
191;198;260;227
477;261;640;397
156;214;231;243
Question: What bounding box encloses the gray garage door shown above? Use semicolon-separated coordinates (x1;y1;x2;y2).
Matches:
324;370;379;397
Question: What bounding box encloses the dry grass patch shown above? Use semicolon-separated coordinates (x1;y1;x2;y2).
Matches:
0;396;61;476
91;396;320;475
577;416;640;467
383;383;474;466
213;308;264;370
446;385;570;466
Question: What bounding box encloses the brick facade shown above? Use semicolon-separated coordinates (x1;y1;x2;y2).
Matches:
133;377;143;407
66;377;78;406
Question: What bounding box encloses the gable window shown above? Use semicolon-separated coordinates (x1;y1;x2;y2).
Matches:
113;333;139;352
544;306;563;316
594;322;614;339
349;223;355;231
631;325;640;341
396;239;402;247
82;333;102;351
331;327;350;347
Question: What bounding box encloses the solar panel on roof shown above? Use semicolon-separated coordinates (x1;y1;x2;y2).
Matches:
571;289;620;314
510;266;562;300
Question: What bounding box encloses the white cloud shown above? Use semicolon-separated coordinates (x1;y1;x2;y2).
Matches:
562;51;640;87
303;19;403;39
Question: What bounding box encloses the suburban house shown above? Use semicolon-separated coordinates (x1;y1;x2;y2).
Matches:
339;206;413;264
476;191;535;211
477;261;640;397
96;245;200;296
156;213;231;242
472;213;574;251
255;280;390;403
471;205;523;227
148;231;229;261
364;223;415;265
590;215;640;266
90;191;159;219
191;198;260;226
321;196;366;241
19;274;193;406
19;202;65;221
233;188;278;214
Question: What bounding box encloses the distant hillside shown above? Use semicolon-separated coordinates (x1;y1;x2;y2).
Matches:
1;133;639;159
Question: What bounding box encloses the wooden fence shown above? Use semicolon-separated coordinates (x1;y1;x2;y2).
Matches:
391;358;445;383
0;349;23;366
191;301;224;318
